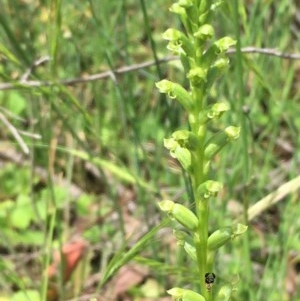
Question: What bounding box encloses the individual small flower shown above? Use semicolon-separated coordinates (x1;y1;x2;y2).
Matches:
194;24;215;40
169;3;186;16
163;28;195;57
207;102;230;119
197;180;223;199
214;36;236;54
225;126;240;141
187;67;208;86
155;79;193;111
171;130;199;150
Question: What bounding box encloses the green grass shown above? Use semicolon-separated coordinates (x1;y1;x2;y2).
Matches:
0;0;299;300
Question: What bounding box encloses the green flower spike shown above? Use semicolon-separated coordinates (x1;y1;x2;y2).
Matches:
156;0;246;300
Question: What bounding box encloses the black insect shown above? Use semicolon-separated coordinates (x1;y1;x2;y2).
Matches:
205;273;216;291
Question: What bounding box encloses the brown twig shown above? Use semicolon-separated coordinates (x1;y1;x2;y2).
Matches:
227;47;300;59
0;47;300;91
0;111;29;154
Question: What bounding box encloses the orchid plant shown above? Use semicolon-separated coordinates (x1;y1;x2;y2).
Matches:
156;1;247;301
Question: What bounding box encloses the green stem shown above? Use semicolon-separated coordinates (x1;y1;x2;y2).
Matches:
207;290;213;301
191;109;209;299
195;198;208;299
41;208;56;301
189;78;210;298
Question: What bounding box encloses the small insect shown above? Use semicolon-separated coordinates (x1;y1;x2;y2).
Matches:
205;272;216;291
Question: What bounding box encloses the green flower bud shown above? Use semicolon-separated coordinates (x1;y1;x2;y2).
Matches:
198;102;229;124
234;223;248;236
187;67;208;86
182;290;206;301
225;126;240;140
163;28;182;41
204;126;240;160
166;40;185;55
197;180;223;199
167;288;205;301
163;29;195;57
164;137;179;153
214;37;236;54
177;0;193;7
215;285;233;301
164;136;193;171
211;1;224;11
158;201;198;232
199;0;209;14
198;0;211;24
155;80;193;111
201;37;234;69
158;200;175;212
207;57;230;84
169;3;186;16
172;203;198;231
204;137;226;160
171;130;199;151
212;57;230;70
174;146;192;172
173;229;187;242
167;287;184;298
199;11;210;24
169;2;196;35
183;238;197;261
207;102;230;119
194;24;215;40
173;230;197;261
207;223;248;251
207;227;232;251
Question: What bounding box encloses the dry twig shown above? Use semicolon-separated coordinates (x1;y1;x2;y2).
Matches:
0;47;300;91
0;111;29;154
